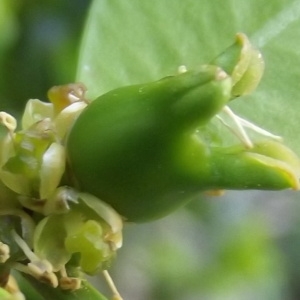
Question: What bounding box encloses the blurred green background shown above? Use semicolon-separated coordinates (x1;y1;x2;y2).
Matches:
1;1;300;300
0;0;88;115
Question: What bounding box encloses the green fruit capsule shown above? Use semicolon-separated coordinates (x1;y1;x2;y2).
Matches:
67;65;231;222
66;66;299;222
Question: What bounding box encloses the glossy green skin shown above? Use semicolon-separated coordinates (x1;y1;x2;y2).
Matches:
67;66;230;221
67;66;295;222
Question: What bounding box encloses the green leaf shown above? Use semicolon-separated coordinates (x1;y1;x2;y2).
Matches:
76;0;300;156
13;270;108;300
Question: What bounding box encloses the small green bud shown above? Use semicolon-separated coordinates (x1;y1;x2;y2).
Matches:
33;191;122;275
47;83;87;116
0;119;65;201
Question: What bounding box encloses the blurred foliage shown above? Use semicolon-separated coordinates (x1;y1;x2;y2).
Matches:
103;192;295;300
0;0;90;115
1;1;300;300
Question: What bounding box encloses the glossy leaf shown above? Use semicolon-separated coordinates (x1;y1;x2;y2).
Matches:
77;0;300;156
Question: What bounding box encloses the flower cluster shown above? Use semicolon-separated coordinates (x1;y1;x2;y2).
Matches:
0;83;123;298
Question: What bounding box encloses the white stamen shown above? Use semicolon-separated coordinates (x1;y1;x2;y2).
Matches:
59;266;81;290
217;105;281;148
217;106;253;148
68;93;81;103
102;270;123;300
13;262;58;287
235;116;282;140
12;230;37;262
12;230;58;287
